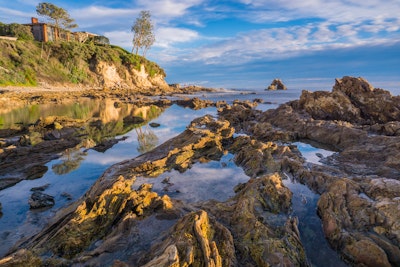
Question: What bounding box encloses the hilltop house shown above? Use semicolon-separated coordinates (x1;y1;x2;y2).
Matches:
25;17;76;42
25;17;102;43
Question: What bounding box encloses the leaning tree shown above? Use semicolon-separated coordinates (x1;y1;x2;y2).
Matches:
36;2;78;30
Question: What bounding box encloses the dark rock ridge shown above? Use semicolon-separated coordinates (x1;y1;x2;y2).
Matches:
266;78;287;90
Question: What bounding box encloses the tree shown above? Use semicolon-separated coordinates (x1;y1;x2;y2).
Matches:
36;2;78;30
131;10;155;57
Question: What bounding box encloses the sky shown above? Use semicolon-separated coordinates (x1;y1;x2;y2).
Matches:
1;0;400;91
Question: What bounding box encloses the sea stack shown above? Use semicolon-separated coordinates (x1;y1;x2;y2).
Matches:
266;79;287;90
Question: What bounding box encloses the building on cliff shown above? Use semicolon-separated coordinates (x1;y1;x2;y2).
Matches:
24;17;75;42
25;18;105;44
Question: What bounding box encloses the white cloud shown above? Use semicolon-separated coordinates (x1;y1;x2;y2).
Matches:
137;0;204;21
237;0;400;24
184;19;400;65
155;27;199;48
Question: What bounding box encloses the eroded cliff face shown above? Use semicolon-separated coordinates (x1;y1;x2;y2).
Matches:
94;61;169;91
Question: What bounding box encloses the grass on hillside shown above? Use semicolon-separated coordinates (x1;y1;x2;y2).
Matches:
0;39;165;87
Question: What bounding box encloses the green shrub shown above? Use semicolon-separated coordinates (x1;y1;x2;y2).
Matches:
0;22;34;40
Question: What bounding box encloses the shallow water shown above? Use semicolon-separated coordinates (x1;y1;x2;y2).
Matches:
134;153;249;203
170;88;303;111
294;141;335;165
0;90;347;266
0;103;217;257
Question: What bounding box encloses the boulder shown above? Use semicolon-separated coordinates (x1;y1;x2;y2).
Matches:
149;122;160;128
28;192;55;209
332;76;400;124
267;78;287;90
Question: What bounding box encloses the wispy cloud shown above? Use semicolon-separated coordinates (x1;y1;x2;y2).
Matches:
167;18;400;65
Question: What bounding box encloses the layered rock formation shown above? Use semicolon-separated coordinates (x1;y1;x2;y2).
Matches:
2;115;308;266
219;76;400;266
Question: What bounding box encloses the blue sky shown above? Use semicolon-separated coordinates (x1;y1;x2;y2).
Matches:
1;0;400;91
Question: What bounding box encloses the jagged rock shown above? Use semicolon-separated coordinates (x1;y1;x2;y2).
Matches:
219;76;400;265
317;177;400;266
43;130;61;140
4;114;309;266
229;136;290;177
298;90;361;121
334;76;400;124
266;78;287;90
7;115;234;263
28;192;55;209
138;210;234;267
202;173;307;266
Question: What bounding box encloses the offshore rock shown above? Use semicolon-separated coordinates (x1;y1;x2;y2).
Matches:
267;78;287;90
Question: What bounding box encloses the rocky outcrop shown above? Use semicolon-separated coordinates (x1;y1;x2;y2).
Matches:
3;75;399;266
266;78;287;90
219;76;400;266
317;177;400;267
299;76;400;124
201;173;307;266
28;192;55;209
137;210;235;267
255;77;400;178
3;114;310;266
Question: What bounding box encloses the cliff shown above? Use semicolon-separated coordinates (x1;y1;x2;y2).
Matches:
0;39;169;91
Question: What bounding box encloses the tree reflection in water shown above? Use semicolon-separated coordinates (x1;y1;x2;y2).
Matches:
136;126;158;153
52;148;87;175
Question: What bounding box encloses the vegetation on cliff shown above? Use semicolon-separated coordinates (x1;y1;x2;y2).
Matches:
0;37;165;87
